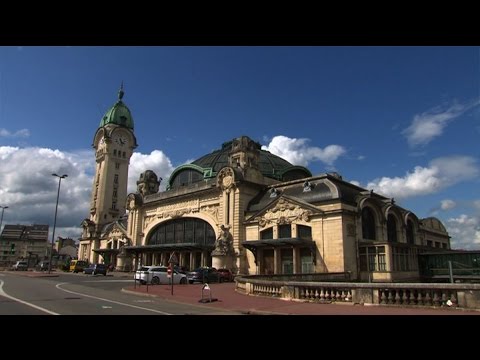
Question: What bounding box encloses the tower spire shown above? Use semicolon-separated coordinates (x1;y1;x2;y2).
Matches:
118;81;124;100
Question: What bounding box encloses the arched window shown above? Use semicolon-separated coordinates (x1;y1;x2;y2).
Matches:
170;169;203;188
406;219;415;245
361;207;376;240
147;218;215;246
387;214;397;242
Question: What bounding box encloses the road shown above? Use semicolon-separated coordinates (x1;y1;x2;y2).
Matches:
0;272;241;315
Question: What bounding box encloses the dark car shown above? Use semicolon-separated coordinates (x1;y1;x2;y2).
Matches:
217;268;235;282
187;267;221;284
84;263;107;276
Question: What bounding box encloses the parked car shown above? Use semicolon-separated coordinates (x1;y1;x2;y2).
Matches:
69;260;88;273
36;261;50;271
187;267;221;284
84;263;107;276
217;268;235;282
12;261;28;271
134;266;187;285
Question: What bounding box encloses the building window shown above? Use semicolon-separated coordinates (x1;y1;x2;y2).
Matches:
361;207;376;240
359;246;386;271
297;224;312;240
278;224;291;239
113;149;117;156
406;219;415;245
114;174;119;184
115;162;120;170
300;247;313;273
147;218;216;246
427;240;433;247
387;214;397;242
281;248;293;274
260;227;273;240
392;246;418;271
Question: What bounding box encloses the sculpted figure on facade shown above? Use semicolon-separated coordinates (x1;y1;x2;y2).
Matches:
212;224;234;256
137;170;161;197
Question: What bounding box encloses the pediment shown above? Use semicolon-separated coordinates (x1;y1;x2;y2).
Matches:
245;195;322;227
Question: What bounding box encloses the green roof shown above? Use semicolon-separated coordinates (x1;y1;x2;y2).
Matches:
99;85;134;130
191;139;312;181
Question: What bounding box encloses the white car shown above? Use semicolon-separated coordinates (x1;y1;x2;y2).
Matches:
12;261;28;271
134;266;187;285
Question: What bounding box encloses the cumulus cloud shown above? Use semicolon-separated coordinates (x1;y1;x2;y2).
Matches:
0;146;175;241
440;199;456;211
446;214;480;250
262;135;346;166
128;150;175;192
366;156;479;200
403;99;479;147
0;128;30;138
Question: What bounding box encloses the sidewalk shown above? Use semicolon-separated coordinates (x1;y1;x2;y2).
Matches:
121;281;480;315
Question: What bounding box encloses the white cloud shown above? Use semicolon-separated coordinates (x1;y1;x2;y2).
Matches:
128;150;175;193
0;146;175;241
403;99;479;147
440;199;456;211
0;128;30;138
261;135;346;166
366;156;479;200
446;214;480;250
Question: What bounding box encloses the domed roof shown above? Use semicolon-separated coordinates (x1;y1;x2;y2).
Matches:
191;139;311;181
99;84;134;130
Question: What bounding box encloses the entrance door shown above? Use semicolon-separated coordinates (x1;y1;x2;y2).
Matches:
263;249;274;275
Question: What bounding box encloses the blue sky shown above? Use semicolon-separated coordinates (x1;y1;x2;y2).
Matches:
0;46;479;249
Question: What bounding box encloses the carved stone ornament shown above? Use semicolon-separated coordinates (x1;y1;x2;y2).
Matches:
201;205;220;222
217;167;235;192
255;198;313;227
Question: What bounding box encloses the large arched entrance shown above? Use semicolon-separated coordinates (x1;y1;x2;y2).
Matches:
127;218;216;271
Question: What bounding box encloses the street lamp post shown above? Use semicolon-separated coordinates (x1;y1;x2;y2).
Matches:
0;206;8;232
48;174;67;274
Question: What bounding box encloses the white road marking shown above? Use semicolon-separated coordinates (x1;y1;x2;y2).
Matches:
0;279;59;315
102;306;113;309
56;282;172;315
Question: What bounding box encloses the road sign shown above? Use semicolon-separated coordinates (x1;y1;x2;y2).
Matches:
168;252;178;265
167;266;172;278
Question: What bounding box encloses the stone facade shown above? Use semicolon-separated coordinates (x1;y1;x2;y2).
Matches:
80;91;451;282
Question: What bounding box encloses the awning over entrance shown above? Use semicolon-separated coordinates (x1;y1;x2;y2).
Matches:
241;238;316;264
124;243;214;255
92;248;120;255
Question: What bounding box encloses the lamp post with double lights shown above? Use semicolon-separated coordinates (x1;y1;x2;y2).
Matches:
0;206;8;232
48;174;67;274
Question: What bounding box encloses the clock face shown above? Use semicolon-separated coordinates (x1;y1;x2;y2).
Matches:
114;134;128;147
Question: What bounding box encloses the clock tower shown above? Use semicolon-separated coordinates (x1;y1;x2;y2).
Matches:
88;84;137;237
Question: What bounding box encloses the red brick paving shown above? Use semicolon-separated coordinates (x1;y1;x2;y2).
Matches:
123;282;480;315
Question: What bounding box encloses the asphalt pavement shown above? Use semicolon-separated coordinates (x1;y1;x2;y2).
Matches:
8;270;480;315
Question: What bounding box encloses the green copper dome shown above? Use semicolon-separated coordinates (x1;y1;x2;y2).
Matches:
99;84;134;130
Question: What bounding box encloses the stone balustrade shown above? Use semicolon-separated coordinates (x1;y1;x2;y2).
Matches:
235;276;480;310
